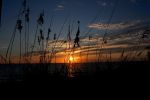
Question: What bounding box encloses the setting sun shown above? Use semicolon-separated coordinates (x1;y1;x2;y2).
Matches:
69;56;74;63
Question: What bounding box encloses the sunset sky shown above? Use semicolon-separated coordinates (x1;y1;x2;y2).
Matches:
0;0;150;63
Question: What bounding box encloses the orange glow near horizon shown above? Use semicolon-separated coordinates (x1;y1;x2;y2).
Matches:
7;49;149;64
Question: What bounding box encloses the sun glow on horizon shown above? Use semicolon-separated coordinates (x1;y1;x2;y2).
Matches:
69;56;73;62
67;56;75;63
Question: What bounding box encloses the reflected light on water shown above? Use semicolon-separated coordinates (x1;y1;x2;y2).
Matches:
67;56;75;78
67;64;74;78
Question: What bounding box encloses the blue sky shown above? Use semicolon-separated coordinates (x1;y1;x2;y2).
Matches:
0;0;150;62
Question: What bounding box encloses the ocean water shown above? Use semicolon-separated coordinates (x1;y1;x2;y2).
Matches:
0;61;149;82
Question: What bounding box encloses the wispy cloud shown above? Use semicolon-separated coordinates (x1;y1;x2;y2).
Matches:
101;2;107;6
88;21;142;31
54;4;65;11
96;0;114;7
96;0;107;7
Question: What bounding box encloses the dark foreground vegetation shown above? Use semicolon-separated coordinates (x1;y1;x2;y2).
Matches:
0;61;149;90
